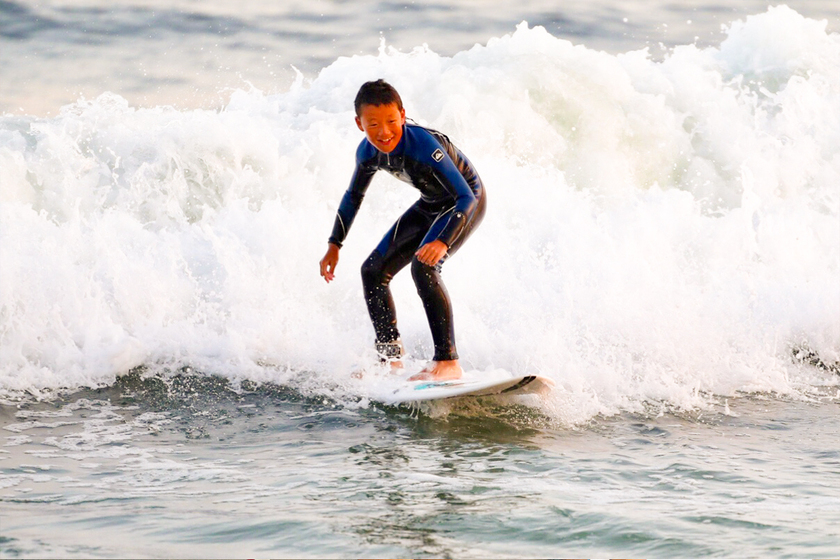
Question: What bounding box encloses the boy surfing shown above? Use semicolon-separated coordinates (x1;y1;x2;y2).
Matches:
319;80;486;381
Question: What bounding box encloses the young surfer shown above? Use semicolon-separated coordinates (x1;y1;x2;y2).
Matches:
319;79;486;381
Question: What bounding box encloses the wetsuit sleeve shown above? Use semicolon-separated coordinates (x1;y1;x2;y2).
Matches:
328;150;377;248
426;144;478;248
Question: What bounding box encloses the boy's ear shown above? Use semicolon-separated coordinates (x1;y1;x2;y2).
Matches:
400;108;406;124
355;116;364;131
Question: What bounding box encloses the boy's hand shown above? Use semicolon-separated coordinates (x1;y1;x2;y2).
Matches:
320;243;340;283
415;240;448;267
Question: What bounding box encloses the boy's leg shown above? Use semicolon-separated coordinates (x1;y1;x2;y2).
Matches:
411;259;457;361
361;201;434;359
410;192;487;364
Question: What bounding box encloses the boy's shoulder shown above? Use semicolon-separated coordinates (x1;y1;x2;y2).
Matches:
404;123;452;162
355;137;379;163
405;122;446;144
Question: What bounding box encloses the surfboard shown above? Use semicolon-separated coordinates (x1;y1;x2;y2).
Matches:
385;369;554;404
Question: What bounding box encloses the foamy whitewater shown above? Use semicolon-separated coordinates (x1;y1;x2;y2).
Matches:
1;6;839;421
2;5;840;558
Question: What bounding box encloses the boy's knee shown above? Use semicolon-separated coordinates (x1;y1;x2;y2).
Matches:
410;257;438;288
361;252;388;287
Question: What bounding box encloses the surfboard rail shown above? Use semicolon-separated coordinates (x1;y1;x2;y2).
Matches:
385;370;554;404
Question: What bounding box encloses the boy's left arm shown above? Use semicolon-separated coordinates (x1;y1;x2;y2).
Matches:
415;151;477;266
429;154;477;249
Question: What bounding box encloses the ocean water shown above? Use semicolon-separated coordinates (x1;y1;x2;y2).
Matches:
1;0;840;557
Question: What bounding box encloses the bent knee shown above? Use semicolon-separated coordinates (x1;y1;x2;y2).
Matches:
361;253;380;282
410;257;440;285
362;251;392;287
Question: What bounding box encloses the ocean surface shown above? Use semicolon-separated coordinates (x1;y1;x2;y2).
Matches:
2;0;840;557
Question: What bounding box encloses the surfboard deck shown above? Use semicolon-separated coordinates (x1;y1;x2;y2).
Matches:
384;369;554;404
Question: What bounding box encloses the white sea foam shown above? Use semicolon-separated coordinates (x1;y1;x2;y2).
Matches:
1;7;838;421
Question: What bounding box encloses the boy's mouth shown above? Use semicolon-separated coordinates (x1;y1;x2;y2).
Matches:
376;136;396;151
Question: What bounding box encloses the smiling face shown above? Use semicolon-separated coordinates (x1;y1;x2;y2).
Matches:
355;102;406;154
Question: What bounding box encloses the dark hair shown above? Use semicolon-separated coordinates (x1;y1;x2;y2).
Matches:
354;79;403;116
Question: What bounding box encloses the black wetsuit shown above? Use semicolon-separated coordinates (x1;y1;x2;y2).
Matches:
328;123;486;361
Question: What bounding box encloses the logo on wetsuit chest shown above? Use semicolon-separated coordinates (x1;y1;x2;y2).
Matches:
431;149;445;162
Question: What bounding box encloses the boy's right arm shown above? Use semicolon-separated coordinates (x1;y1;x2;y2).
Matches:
320;144;377;284
319;243;340;283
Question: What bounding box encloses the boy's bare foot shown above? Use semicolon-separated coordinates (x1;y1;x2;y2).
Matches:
389;360;404;373
351;359;404;379
408;360;463;381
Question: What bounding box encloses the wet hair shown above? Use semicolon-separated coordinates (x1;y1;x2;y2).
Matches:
354;79;403;116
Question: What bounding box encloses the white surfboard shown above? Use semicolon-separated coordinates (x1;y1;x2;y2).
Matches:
384;369;554;404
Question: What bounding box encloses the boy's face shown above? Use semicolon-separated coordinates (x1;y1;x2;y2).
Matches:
355;102;405;154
